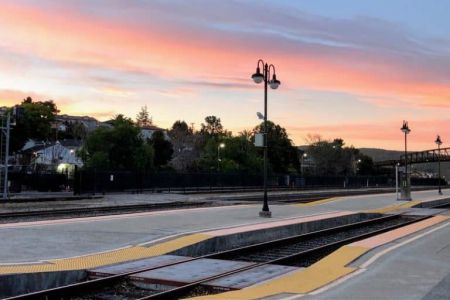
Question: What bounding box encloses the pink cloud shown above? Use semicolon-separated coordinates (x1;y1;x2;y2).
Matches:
1;2;450;151
1;2;450;110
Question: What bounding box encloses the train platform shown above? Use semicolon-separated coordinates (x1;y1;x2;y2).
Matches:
0;186;436;213
0;189;449;299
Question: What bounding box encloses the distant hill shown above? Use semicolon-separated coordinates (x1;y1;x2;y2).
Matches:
298;145;403;162
359;148;403;162
298;145;449;177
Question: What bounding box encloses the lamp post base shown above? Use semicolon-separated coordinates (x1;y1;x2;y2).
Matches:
398;187;412;201
259;210;272;218
398;177;412;201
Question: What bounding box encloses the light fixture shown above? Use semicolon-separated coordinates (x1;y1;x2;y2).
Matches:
269;74;280;89
252;67;264;84
435;135;442;146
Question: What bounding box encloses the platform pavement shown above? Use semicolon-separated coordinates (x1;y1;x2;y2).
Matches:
300;213;450;300
0;189;447;265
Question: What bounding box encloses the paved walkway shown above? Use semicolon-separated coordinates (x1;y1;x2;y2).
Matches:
303;217;450;300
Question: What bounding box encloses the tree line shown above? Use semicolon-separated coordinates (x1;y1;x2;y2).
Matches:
4;98;376;175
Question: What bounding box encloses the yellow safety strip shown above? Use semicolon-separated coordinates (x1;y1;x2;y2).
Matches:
291;197;340;207
0;233;210;275
367;200;419;214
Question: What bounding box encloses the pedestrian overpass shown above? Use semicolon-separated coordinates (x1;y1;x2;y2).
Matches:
374;147;450;167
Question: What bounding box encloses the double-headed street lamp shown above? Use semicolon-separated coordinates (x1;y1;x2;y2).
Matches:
400;121;411;200
251;59;281;218
435;135;443;195
217;143;225;172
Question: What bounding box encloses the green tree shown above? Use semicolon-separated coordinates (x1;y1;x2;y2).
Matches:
10;97;59;151
168;120;201;171
198;136;262;173
307;138;359;176
148;130;173;168
136;106;152;127
356;154;375;175
200;116;223;137
253;121;300;173
80;115;153;171
169;120;191;153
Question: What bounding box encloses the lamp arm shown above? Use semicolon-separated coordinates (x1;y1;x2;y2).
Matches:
257;59;265;70
268;64;276;79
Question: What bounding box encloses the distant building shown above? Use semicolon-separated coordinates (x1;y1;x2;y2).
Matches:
0;106;7;116
140;125;170;141
21;140;83;174
99;121;170;141
55;114;99;132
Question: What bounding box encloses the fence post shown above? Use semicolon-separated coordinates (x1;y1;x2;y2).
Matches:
93;168;97;195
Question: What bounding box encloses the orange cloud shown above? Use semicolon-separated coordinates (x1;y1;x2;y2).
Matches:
0;89;50;106
290;119;450;150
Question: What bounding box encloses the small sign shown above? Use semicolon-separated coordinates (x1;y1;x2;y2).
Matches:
110;175;114;182
254;133;265;147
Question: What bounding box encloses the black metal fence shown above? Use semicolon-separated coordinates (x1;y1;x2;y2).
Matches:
6;170;447;194
73;171;267;194
8;172;69;192
72;170;447;195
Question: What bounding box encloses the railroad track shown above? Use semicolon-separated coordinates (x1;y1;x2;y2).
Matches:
430;202;450;209
6;213;430;300
0;201;208;222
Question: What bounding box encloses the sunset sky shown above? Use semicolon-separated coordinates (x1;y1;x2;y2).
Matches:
1;1;450;150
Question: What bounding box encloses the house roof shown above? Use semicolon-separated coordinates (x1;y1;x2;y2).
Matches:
20;139;83;154
141;125;165;131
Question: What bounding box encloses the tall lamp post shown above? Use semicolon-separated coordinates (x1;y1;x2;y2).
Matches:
251;59;281;218
217;143;225;171
435;135;443;195
400;121;411;200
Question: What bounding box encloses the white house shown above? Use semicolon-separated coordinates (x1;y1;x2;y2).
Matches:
29;140;83;174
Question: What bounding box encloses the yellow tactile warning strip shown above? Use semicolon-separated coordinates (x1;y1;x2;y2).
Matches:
191;215;449;300
367;200;420;214
192;245;368;300
0;233;210;275
0;211;354;275
351;215;449;248
291;197;341;207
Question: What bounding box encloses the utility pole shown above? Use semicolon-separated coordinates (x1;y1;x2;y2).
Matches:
1;112;11;199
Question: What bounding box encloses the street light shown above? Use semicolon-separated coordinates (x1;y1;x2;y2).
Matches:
400;120;411;200
252;59;281;218
301;153;308;176
435;135;443;195
217;143;225;171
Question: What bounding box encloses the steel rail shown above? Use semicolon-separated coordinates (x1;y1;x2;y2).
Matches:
0;202;206;220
